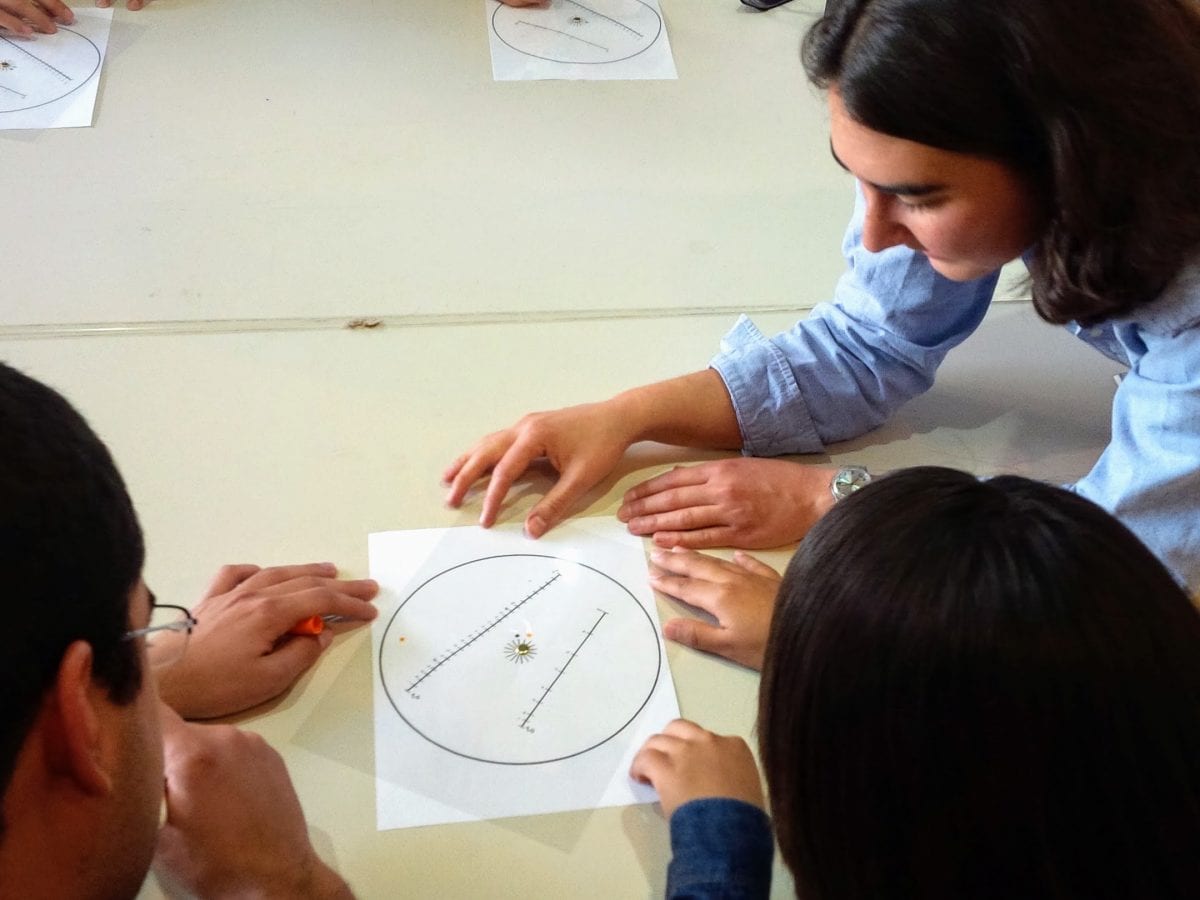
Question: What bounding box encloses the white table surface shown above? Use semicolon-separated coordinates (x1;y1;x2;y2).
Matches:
4;0;851;329
0;301;1120;898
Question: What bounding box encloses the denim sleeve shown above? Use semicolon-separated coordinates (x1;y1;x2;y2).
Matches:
1071;318;1200;592
666;798;774;900
710;187;1000;457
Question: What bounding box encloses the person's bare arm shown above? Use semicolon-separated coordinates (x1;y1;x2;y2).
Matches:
444;369;741;538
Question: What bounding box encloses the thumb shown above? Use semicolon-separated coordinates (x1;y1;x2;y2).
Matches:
663;617;729;658
258;631;331;693
526;474;589;538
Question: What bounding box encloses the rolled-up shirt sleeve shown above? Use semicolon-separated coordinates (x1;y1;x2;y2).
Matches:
710;188;1000;457
1071;303;1200;590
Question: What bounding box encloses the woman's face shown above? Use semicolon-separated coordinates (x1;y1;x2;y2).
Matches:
828;87;1041;282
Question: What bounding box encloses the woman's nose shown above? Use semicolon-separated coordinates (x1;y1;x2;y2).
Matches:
860;191;913;253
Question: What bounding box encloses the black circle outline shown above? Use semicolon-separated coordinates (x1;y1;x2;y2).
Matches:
491;0;662;66
380;553;662;767
0;27;102;115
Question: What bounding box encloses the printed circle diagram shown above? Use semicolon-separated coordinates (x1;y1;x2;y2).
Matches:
379;554;662;766
0;30;101;114
492;0;662;66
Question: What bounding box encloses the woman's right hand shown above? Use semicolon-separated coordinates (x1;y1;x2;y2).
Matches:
443;399;638;538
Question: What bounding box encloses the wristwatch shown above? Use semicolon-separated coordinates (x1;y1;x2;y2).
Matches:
830;465;872;502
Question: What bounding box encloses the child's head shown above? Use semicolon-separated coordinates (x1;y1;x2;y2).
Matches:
759;467;1200;900
802;0;1200;325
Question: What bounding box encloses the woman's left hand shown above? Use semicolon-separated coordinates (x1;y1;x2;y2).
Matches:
619;458;836;549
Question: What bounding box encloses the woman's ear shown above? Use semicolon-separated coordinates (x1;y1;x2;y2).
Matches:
43;641;115;796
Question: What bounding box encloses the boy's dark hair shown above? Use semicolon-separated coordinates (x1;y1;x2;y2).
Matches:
0;363;145;830
802;0;1200;325
760;467;1200;899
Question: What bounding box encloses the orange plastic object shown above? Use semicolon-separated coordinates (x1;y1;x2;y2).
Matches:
288;615;326;636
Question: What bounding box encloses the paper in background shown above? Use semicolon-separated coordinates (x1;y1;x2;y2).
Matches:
0;7;112;130
487;0;677;81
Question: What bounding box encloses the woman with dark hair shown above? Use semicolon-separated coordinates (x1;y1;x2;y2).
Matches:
631;468;1200;899
446;0;1200;607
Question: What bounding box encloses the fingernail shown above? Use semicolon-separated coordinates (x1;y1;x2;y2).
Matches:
649;549;665;562
317;630;333;648
526;516;546;539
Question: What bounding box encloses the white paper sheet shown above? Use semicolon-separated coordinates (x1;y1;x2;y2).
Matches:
0;7;112;130
487;0;677;81
370;519;680;830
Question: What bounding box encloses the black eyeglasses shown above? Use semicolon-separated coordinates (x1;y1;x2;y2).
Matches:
740;0;796;10
124;603;197;667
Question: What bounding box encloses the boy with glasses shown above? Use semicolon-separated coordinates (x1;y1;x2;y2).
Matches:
0;361;364;898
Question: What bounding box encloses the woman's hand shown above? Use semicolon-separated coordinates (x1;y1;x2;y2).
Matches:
620;458;836;549
446;369;744;539
444;400;638;538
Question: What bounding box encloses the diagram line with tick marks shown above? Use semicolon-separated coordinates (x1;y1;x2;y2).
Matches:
405;570;563;693
0;83;26;99
515;20;608;52
563;0;644;38
521;609;608;729
0;35;72;81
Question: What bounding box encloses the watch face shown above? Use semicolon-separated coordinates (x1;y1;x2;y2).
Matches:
833;466;871;500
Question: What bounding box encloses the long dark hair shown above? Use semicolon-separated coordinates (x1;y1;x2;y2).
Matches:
759;467;1200;899
803;0;1200;325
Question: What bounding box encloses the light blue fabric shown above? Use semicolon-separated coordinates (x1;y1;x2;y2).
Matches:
667;797;774;900
710;189;1200;589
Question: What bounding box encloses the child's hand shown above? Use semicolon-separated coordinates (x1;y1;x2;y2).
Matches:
153;563;378;720
649;547;781;670
630;719;765;819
